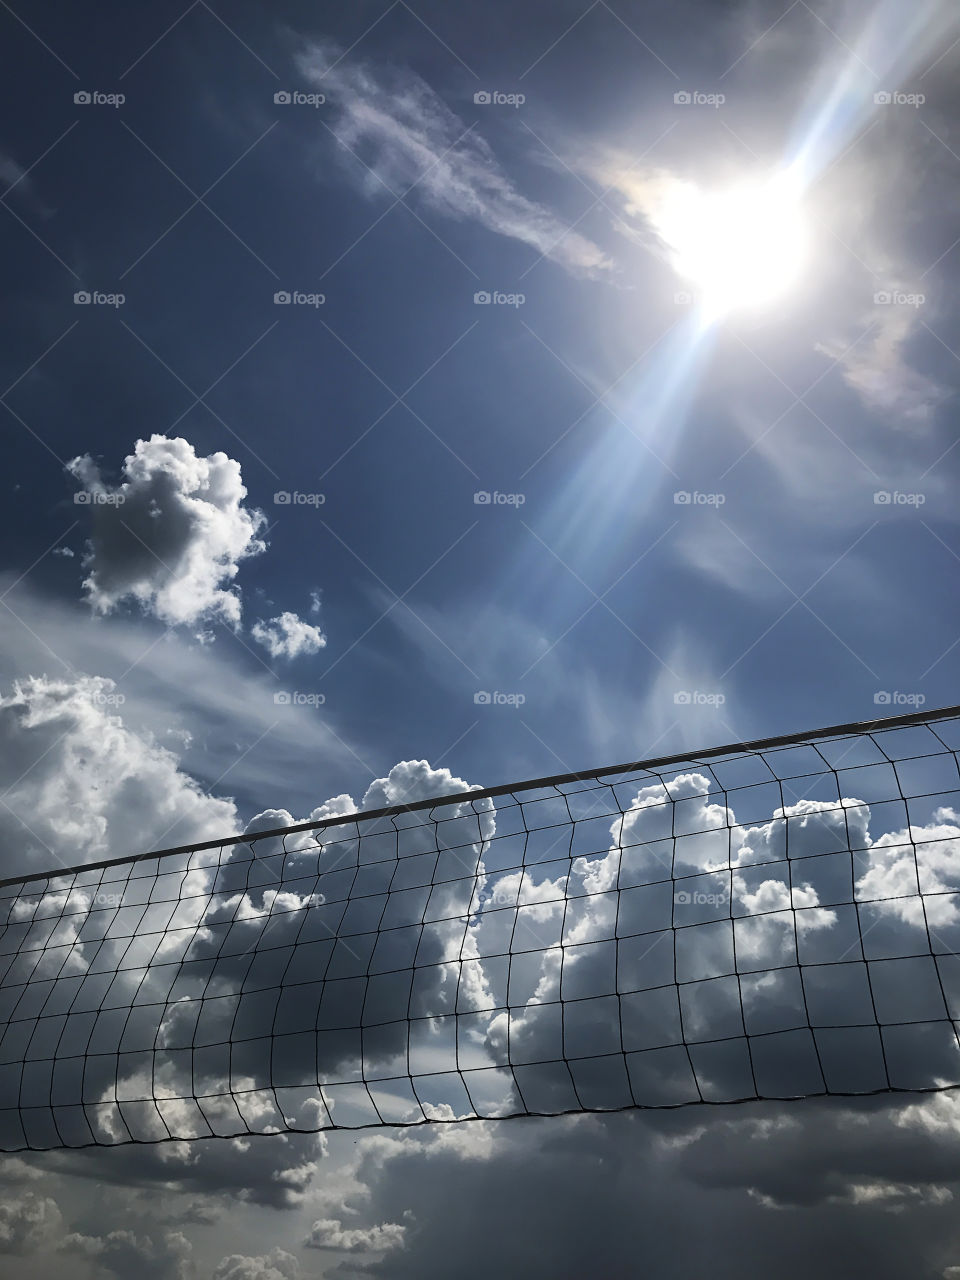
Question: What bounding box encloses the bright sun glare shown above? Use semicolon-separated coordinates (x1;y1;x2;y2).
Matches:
659;173;808;319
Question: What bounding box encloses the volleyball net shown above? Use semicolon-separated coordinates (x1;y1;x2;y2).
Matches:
1;703;960;1150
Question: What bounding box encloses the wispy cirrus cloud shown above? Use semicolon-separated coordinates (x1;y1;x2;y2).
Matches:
296;42;612;278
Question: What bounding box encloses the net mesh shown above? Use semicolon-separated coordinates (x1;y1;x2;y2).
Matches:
2;705;960;1150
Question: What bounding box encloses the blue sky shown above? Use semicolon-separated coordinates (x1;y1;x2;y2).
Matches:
3;2;960;1277
3;0;959;841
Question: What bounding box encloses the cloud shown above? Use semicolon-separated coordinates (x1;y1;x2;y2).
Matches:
301;1099;960;1280
67;435;267;629
305;1218;407;1253
0;575;365;820
212;1247;300;1280
8;758;960;1280
0;673;238;874
356;758;480;810
815;304;948;427
61;1228;192;1280
296;42;611;278
0;1192;62;1253
251;611;326;660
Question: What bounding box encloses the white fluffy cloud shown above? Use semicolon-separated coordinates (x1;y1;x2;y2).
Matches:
250;611;326;660
297;42;611;278
305;1217;407;1253
0;674;238;875
212;1247;300;1280
67;435;267;628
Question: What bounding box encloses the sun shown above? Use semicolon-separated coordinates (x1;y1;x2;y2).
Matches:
657;173;808;319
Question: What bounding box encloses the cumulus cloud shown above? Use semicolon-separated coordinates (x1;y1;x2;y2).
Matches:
296;42;611;278
7;748;960;1280
0;673;238;875
0;575;362;816
67;435;267;629
305;1217;407;1253
10;745;960;1159
60;1228;192;1280
250;611;326;660
300;1099;960;1280
212;1247;300;1280
0;1192;62;1253
357;759;480;811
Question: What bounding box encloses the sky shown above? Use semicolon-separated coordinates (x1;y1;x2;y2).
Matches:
2;0;960;1276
